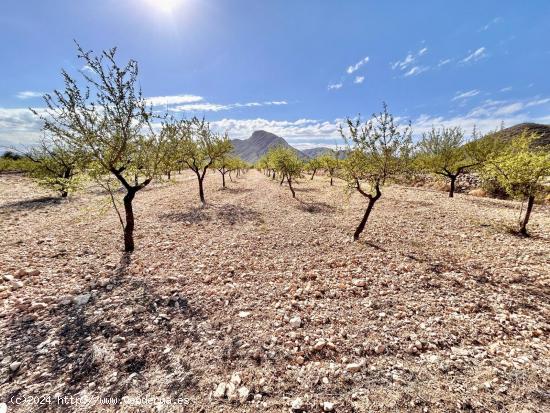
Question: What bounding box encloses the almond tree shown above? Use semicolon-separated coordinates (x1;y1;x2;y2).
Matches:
272;146;303;198
340;103;412;240
214;155;243;188
306;157;322;180
34;44;165;252
483;132;550;235
169;117;233;205
22;135;84;197
416;127;477;197
319;152;340;186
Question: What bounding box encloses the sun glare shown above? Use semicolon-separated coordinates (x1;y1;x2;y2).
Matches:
148;0;182;14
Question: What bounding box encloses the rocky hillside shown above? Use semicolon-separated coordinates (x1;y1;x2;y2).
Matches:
492;123;550;147
231;131;306;163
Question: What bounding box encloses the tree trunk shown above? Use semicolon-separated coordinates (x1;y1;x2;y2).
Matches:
222;172;226;188
123;190;136;252
330;176;333;186
287;176;295;198
280;174;285;186
198;177;206;205
310;169;317;180
353;185;381;241
229;172;233;182
60;190;68;198
520;195;535;235
449;175;457;198
167;171;171;179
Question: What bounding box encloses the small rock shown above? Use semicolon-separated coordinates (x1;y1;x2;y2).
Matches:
346;360;365;373
0;402;7;413
9;361;22;372
351;279;366;287
238;386;250;403
291;397;304;411
112;335;126;343
322;401;335;411
375;344;386;354
239;311;251;318
314;339;326;351
10;280;24;290
73;293;91;306
289;316;302;328
213;382;227;398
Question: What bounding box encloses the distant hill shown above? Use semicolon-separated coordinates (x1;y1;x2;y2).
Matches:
231;130;306;163
491;123;550;147
301;147;333;158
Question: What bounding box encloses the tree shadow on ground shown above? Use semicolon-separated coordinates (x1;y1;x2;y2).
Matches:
0;196;62;212
160;203;262;225
296;200;337;214
218;186;254;195
0;250;203;405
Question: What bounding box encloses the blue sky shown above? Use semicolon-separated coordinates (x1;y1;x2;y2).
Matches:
1;0;550;149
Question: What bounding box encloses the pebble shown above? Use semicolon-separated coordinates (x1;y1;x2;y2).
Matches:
9;361;22;372
289;316;302;328
213;382;226;398
322;401;335;411
73;293;91;306
346;360;365;373
291;397;303;410
351;279;366;287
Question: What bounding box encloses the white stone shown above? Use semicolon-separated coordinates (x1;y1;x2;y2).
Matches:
323;401;335;411
9;361;22;371
238;386;250;403
73;293;91;306
291;397;303;410
213;382;226;398
289;316;302;328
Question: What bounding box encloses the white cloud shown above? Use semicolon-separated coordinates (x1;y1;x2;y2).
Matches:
461;47;487;63
0;107;44;148
404;66;428;77
500;86;513;92
354;76;365;84
392;47;431;77
392;53;415;70
479;17;502;32
438;58;452;67
16;91;44;100
346;56;369;74
452;89;480;101
211;118;341;146
327;83;343;90
146;94;204;106
172;100;288;112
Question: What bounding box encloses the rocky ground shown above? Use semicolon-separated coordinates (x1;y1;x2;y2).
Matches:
0;170;549;413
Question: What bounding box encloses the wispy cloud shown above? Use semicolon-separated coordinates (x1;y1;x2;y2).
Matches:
16;91;44;100
146;94;204;106
500;86;513;92
461;47;487;63
353;76;365;84
172;100;287;112
438;58;452;67
479;17;502;32
327;82;343;90
452;89;480;101
392;47;430;77
346;56;370;74
392;53;415;71
404;66;428;77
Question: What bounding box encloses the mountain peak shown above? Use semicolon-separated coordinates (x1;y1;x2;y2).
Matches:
231;130;305;163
